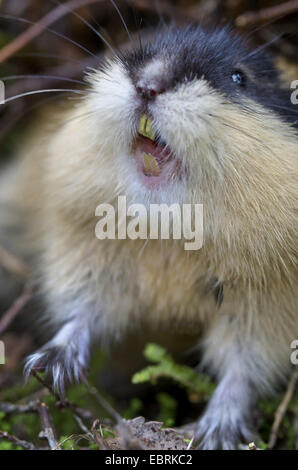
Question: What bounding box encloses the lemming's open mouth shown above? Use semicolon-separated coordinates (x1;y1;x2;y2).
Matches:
133;114;181;188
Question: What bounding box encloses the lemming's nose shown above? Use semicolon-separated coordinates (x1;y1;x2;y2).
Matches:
136;83;161;101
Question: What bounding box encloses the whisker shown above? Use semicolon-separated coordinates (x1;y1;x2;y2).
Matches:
131;3;143;55
0;14;97;58
237;100;298;117
14;52;86;65
1;75;87;86
222;122;279;157
49;0;118;56
268;103;298;114
138;238;149;259
242;26;298;63
84;20;122;57
3;89;86;105
109;0;133;43
241;33;285;61
245;14;294;40
153;0;167;28
60;1;123;58
0;92;70;141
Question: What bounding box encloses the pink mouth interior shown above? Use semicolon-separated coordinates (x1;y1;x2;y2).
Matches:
138;136;172;171
135;135;178;188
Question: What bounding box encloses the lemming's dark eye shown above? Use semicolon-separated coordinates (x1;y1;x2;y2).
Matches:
232;71;246;86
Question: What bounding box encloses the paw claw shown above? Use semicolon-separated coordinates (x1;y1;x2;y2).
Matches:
24;343;89;396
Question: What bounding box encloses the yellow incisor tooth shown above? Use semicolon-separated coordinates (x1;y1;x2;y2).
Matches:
143;152;160;176
139;114;155;141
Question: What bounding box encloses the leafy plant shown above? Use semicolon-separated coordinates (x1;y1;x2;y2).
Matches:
132;343;214;400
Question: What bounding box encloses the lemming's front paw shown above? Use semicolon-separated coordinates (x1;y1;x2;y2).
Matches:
24;342;89;395
195;407;255;450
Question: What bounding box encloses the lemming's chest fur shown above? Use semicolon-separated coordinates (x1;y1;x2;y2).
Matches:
42;225;217;336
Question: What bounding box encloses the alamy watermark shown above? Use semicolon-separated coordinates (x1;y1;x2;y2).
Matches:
0;80;5;105
291;80;298;105
290;340;298;365
95;196;203;251
0;341;5;365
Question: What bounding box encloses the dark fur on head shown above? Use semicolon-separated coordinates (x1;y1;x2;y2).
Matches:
123;25;298;128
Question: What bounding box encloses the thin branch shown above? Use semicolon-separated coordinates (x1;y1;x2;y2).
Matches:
0;283;32;335
91;419;110;449
80;374;145;449
80;373;122;424
268;367;298;449
32;370;96;422
36;401;60;450
0;430;36;450
0;400;40;415
236;0;298;29
0;0;105;64
74;415;93;436
31;371;62;402
52;434;77;450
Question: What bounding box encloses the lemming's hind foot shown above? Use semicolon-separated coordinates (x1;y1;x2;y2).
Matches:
195;372;256;449
195;407;255;450
24;321;90;394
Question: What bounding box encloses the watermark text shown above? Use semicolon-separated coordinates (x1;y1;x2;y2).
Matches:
290;340;298;365
291;80;298;105
95;196;203;251
0;81;5;105
0;341;5;365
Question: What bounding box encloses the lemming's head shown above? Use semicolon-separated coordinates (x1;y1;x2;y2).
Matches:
85;25;297;207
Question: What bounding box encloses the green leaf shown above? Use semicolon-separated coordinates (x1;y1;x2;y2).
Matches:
132;343;215;399
144;343;168;363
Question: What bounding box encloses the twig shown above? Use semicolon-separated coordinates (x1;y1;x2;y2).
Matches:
0;0;105;64
0;246;29;279
0;0;191;66
0;430;36;450
268;367;298;449
80;373;122;424
80;374;145;449
1;379;97;449
31;372;116;449
236;0;298;29
31;371;61;402
32;370;96;422
74;415;93;436
91;419;110;449
52;434;77;450
36;401;60;450
0;400;40;415
0;283;32;335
